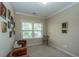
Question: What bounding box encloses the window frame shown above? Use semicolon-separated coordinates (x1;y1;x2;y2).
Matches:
21;22;43;39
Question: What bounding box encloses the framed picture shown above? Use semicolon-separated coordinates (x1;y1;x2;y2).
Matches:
13;22;15;35
8;9;11;19
62;22;68;33
8;21;11;29
62;30;67;33
8;16;14;28
0;2;6;19
9;16;14;23
8;16;15;36
13;29;15;35
1;21;7;32
62;22;68;28
9;31;12;37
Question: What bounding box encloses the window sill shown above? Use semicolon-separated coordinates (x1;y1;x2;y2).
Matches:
23;38;42;40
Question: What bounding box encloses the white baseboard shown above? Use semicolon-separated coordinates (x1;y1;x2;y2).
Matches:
49;42;78;57
27;43;42;47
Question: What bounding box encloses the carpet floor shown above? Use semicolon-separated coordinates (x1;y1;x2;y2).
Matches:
28;45;71;57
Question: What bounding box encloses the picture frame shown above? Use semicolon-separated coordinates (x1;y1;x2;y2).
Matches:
0;2;6;19
62;30;67;33
8;16;14;28
13;28;15;35
62;22;68;28
9;31;12;37
8;15;15;36
9;16;14;23
8;9;11;19
62;22;68;33
13;22;15;35
1;21;7;32
8;21;11;29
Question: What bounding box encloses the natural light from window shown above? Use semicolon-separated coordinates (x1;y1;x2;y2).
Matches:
22;22;43;39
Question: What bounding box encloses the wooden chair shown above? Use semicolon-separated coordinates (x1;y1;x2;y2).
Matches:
8;47;29;57
17;40;26;47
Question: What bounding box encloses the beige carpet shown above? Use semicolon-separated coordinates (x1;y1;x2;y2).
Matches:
28;45;71;57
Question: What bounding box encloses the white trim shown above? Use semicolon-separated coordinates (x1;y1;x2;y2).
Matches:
27;43;42;47
48;2;78;18
15;12;45;19
49;42;78;57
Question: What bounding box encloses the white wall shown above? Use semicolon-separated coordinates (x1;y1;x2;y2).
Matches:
48;3;79;56
15;14;46;46
0;2;15;57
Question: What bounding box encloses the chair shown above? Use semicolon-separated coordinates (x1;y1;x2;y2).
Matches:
7;40;29;57
17;40;26;47
8;47;29;57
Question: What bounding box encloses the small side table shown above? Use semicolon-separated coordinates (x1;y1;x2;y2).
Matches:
43;39;48;45
42;35;49;45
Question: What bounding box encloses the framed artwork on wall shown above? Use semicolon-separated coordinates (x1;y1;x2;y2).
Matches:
9;31;12;37
1;21;7;32
8;21;11;29
8;9;11;19
8;15;15;36
12;22;15;35
8;16;14;28
13;28;15;35
62;22;68;28
62;22;68;34
0;2;6;19
62;30;67;33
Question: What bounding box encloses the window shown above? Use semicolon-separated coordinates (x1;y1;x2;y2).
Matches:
22;22;43;39
34;23;42;38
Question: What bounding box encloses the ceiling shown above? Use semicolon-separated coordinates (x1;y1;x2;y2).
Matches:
11;2;75;17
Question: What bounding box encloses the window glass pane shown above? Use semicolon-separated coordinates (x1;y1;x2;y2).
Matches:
34;24;42;30
22;31;32;39
22;23;32;30
34;31;42;38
